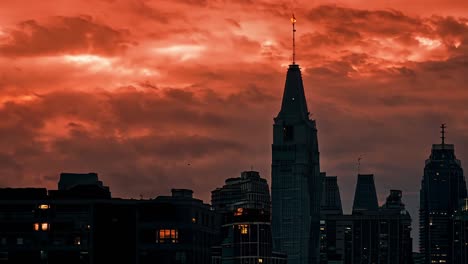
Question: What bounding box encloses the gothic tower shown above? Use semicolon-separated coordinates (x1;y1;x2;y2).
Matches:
271;62;321;264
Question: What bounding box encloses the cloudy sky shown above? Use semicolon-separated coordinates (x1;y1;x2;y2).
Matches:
1;0;467;249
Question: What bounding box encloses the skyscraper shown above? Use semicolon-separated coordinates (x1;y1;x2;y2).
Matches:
271;44;321;264
419;124;467;264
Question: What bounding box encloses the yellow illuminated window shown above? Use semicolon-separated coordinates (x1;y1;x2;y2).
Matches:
156;229;178;243
33;223;40;231
38;204;50;210
41;223;49;231
258;259;263;263
238;224;249;235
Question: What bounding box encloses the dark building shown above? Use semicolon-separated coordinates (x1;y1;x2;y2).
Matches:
320;175;413;264
211;171;271;214
452;198;468;264
0;173;220;264
419;125;467;264
319;175;343;263
413;252;424;264
139;188;220;264
211;171;287;264
271;63;321;264
321;175;343;216
352;174;379;213
214;208;286;264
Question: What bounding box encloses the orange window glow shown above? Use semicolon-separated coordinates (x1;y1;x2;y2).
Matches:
157;229;178;243
41;223;49;231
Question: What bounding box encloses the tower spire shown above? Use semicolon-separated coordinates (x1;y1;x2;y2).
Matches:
441;123;446;146
291;14;296;65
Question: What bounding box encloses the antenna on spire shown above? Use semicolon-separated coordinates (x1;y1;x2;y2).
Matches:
441;123;446;146
357;155;364;174
291;14;297;65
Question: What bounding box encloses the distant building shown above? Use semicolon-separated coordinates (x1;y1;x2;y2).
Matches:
0;173;220;264
419;125;467;264
320;174;413;264
213;208;286;264
352;174;379;213
211;171;270;214
321;174;342;215
452;198;468;264
211;171;287;264
319;174;343;263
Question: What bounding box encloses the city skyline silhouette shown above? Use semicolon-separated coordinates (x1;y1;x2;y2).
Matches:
1;0;468;260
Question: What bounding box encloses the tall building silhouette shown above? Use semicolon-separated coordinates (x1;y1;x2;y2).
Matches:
271;53;321;263
419;125;467;264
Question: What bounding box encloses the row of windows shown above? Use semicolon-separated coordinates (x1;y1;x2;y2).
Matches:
156;229;178;244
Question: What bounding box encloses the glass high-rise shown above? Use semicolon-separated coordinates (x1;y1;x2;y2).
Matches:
419;127;467;264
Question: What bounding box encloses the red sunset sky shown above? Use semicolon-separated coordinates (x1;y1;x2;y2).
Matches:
1;0;468;246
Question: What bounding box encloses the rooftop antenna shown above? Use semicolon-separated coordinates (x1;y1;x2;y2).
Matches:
357;155;364;174
441;123;446;147
291;14;297;65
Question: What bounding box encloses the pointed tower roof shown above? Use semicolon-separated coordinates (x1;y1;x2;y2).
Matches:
276;64;310;120
352;174;379;214
276;16;310;121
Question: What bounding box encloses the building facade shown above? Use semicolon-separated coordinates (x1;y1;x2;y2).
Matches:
320;175;413;264
0;173;220;264
452;198;468;264
211;171;271;214
211;171;286;264
419;129;467;264
214;208;286;264
271;63;321;264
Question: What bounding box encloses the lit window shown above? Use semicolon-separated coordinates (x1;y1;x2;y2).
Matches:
258;259;263;263
74;237;81;245
41;223;49;231
156;229;179;243
38;204;50;210
238;224;249;235
34;223;40;231
192;217;197;223
234;208;243;216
